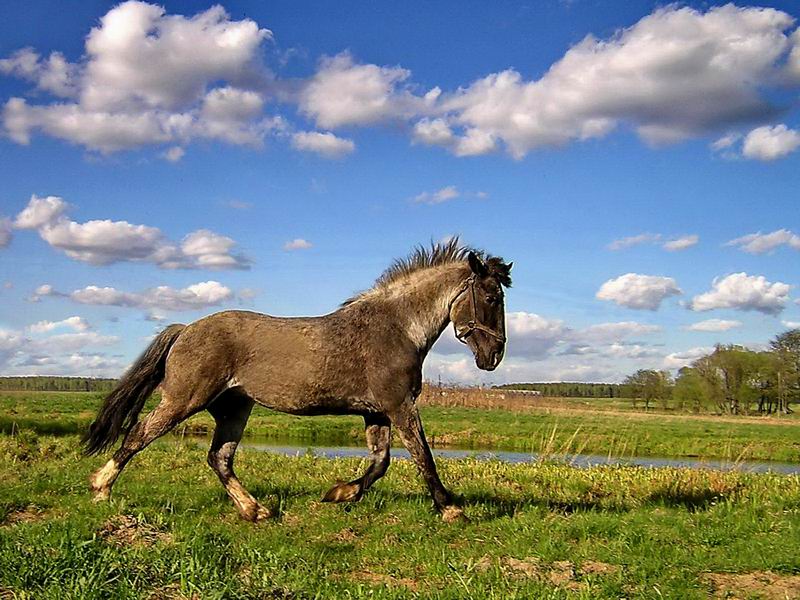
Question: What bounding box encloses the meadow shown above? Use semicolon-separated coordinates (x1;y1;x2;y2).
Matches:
2;389;800;598
1;433;800;599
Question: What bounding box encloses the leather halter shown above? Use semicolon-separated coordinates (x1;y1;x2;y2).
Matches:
449;275;507;344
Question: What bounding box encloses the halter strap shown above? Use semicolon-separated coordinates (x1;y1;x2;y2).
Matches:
448;276;506;344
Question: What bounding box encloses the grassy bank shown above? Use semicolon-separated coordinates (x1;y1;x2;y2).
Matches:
1;434;799;599
2;391;800;462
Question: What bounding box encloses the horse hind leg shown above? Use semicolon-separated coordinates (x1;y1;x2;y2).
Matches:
90;387;212;501
323;414;391;503
206;389;271;522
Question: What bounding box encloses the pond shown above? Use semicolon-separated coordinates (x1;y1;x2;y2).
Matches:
211;439;800;475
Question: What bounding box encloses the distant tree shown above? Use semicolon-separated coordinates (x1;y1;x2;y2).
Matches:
624;369;672;411
770;329;800;414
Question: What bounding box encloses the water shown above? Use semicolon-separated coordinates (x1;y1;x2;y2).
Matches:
235;440;800;475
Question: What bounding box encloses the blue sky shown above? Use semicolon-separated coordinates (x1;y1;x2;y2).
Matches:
0;0;799;383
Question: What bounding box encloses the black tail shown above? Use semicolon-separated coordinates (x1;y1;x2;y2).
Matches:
82;324;185;456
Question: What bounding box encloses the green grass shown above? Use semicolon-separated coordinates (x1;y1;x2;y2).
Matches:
2;391;800;462
1;433;799;599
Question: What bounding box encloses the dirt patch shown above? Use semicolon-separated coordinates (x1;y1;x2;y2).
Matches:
350;571;419;591
580;561;622;576
98;514;172;548
331;527;358;543
705;571;800;599
479;557;620;590
147;584;200;600
1;505;46;526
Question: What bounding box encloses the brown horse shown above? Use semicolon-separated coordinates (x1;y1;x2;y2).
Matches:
84;239;512;522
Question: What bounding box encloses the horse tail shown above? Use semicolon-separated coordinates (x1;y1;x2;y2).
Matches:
82;324;186;456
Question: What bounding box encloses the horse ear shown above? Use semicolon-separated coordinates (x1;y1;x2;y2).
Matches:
468;251;488;276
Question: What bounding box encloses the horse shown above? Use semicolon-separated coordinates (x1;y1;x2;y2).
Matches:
83;239;512;522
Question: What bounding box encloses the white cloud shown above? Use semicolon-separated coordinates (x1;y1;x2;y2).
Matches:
413;186;460;205
14;195;68;229
662;347;714;370
1;2;276;153
38;280;234;312
742;124;800;161
435;5;800;157
781;320;800;329
685;319;742;332
412;118;455;146
283;238;312;251
607;233;661;251
690;272;791;315
162;146;185;162
596;273;682;310
12;195;248;269
299;52;425;128
0;48;77;97
663;235;699;251
607;233;698;251
726;229;800;254
28;316;90;334
0;321;122;376
290;131;355;158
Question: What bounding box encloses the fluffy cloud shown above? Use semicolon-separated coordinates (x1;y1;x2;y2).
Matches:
37;280;233;312
28;316;90;334
690;273;791;315
0;321;123;377
726;229;800;254
4;3;800;159
662;347;714;370
290;131;355;158
283;238;312;251
299;52;430;128
413;186;460;205
596;273;682;310
431;5;800;157
742;125;800;161
783;320;800;329
12;195;249;269
0;48;77;97
1;2;277;153
685;319;742;332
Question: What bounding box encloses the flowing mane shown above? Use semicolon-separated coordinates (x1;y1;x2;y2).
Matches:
343;238;511;306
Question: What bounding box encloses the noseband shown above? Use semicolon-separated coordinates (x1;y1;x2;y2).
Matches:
449;275;506;344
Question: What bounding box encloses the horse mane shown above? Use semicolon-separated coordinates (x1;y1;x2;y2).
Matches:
342;237;511;306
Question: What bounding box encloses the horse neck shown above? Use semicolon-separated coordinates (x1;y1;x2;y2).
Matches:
383;263;470;352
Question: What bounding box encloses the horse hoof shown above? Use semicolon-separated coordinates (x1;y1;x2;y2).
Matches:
441;505;468;523
322;482;361;503
91;488;110;503
242;504;272;523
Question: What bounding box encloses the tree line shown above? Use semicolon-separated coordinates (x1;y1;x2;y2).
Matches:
494;382;627;398
624;329;800;415
0;377;118;392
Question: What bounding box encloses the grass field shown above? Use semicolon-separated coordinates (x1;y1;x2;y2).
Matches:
1;433;800;599
2;390;800;462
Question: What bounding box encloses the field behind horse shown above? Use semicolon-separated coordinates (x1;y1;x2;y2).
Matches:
1;433;800;599
2;389;800;463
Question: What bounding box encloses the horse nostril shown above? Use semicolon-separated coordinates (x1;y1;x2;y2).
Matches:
491;351;501;366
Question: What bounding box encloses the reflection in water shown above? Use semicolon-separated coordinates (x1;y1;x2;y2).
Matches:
234;441;800;475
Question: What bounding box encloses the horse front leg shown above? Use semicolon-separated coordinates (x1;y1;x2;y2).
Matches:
323;414;391;502
390;403;466;522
